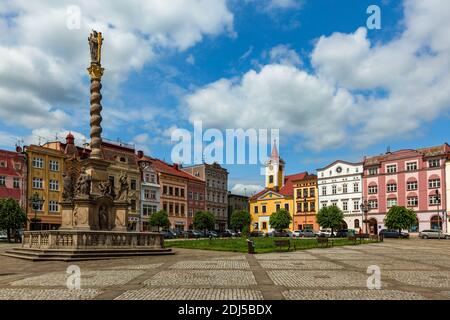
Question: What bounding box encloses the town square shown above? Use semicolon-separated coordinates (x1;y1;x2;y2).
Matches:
0;0;450;306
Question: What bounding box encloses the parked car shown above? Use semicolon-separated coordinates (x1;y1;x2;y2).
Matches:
267;230;290;237
335;229;350;238
379;229;410;239
207;230;218;238
302;230;317;238
317;229;335;237
190;230;204;238
292;230;302;238
225;229;237;237
161;230;176;239
219;231;232;238
419;229;450;239
250;230;265;237
0;230;7;242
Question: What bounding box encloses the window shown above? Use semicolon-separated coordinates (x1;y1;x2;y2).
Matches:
428;179;441;189
175;204;179;215
180;205;185;216
181;189;185;198
284;203;289;212
406;162;418;171
429;195;441;205
387;198;397;208
199;193;204;201
269;175;274;184
310;188;315;197
407;181;418;191
175;188;179;197
13;178;20;188
368;200;378;209
169;203;173;214
0;161;6;168
342;201;348;211
386;165;397;173
354;219;360;228
188;209;194;218
169;187;173;196
49;201;59;213
163;186;167;195
407;197;418;207
143;204;157;216
49;160;59;171
276;204;280;211
49;180;59;191
387;183;397;192
332;185;337;195
304;188;309;198
429;159;440;168
310;202;315;211
130;179;137;190
32;178;43;189
33;157;43;168
368;185;378;194
353;201;360;211
254;206;259;214
262;222;267;230
321;202;327;208
297;189;302;198
262;205;267;213
353;183;359;193
0;176;5;186
130;200;136;211
368;167;378;175
163;202;167;212
188;191;193;200
342;184;348;194
322;186;326;196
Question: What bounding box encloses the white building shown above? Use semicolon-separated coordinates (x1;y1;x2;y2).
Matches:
138;161;161;231
317;160;364;231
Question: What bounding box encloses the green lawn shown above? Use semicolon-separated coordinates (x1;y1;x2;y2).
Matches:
164;237;376;253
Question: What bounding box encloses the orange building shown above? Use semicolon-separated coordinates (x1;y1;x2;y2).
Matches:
292;174;319;231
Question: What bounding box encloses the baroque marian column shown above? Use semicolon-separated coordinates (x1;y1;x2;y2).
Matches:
87;31;105;160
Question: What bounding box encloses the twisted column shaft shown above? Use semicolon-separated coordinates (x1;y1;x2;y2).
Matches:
89;75;103;159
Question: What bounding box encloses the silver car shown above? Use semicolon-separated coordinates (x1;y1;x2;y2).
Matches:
419;229;450;239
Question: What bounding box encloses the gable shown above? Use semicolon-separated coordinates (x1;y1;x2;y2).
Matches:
257;190;285;201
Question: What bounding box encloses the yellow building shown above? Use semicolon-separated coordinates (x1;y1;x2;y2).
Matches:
249;143;307;232
293;174;319;231
25;144;66;230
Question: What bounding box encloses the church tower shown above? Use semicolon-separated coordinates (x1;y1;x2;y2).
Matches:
265;141;285;191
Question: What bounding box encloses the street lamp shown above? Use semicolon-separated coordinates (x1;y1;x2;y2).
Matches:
435;189;441;240
29;192;45;231
360;198;370;237
304;194;308;230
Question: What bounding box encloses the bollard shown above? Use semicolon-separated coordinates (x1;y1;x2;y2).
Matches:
247;239;255;254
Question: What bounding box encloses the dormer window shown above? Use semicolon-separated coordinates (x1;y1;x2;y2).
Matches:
120;157;126;163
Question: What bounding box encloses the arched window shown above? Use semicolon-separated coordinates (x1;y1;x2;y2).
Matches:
430;215;442;230
354;219;360;228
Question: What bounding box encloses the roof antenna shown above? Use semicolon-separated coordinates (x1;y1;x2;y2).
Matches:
387;146;391;154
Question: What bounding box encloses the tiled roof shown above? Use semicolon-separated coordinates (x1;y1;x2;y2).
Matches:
140;156;203;182
250;171;308;200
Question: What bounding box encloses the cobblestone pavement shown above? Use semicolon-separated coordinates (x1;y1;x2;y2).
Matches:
0;239;449;300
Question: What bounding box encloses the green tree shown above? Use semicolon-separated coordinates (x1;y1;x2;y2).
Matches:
193;211;216;232
316;205;345;236
230;210;251;235
269;209;292;232
0;198;27;242
384;206;417;237
148;210;170;231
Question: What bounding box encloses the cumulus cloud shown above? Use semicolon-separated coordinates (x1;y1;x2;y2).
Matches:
187;0;450;151
268;44;302;66
0;0;234;139
231;183;264;196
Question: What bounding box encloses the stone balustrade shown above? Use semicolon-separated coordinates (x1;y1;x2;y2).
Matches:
22;230;164;250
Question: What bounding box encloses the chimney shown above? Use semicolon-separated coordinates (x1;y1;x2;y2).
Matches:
173;163;179;170
137;150;144;159
15;146;22;153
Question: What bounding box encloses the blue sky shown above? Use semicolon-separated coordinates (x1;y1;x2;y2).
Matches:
0;0;449;195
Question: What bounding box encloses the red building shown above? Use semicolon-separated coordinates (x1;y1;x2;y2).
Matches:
186;175;206;230
363;144;450;234
0;147;27;209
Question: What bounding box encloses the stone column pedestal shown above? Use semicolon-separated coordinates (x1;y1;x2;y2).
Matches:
114;201;129;232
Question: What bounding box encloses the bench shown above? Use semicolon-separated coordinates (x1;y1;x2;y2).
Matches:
316;237;334;248
273;239;293;252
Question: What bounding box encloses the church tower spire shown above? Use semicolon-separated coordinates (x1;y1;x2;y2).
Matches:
265;140;285;191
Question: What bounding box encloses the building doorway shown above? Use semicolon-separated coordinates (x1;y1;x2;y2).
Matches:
430;215;442;230
369;218;378;235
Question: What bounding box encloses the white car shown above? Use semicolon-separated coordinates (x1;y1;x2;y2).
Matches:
0;230;7;241
318;229;335;237
292;230;302;238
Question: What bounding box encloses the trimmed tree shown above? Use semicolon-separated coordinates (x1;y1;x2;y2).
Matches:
269;208;292;232
384;206;417;238
230;210;251;236
316;205;345;236
193;211;216;233
149;210;170;231
0;198;27;242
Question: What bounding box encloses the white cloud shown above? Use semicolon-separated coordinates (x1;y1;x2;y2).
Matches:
268;44;302;66
186;54;195;65
0;0;234;134
187;0;450;150
26;128;87;147
231;183;264;196
266;0;302;10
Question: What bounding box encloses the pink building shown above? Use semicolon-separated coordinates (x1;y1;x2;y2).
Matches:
363;144;450;234
0;147;28;209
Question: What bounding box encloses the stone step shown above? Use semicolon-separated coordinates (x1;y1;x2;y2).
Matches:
2;248;174;262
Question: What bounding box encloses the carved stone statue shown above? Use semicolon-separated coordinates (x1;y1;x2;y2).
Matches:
99;205;109;230
62;172;74;201
99;180;115;198
116;172;129;201
75;167;91;197
88;30;103;64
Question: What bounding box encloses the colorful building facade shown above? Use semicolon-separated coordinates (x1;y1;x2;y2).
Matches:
363;144;450;234
227;192;249;228
317;161;363;231
249;143;302;232
0;148;27;209
446;155;450;233
293;174;319;231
